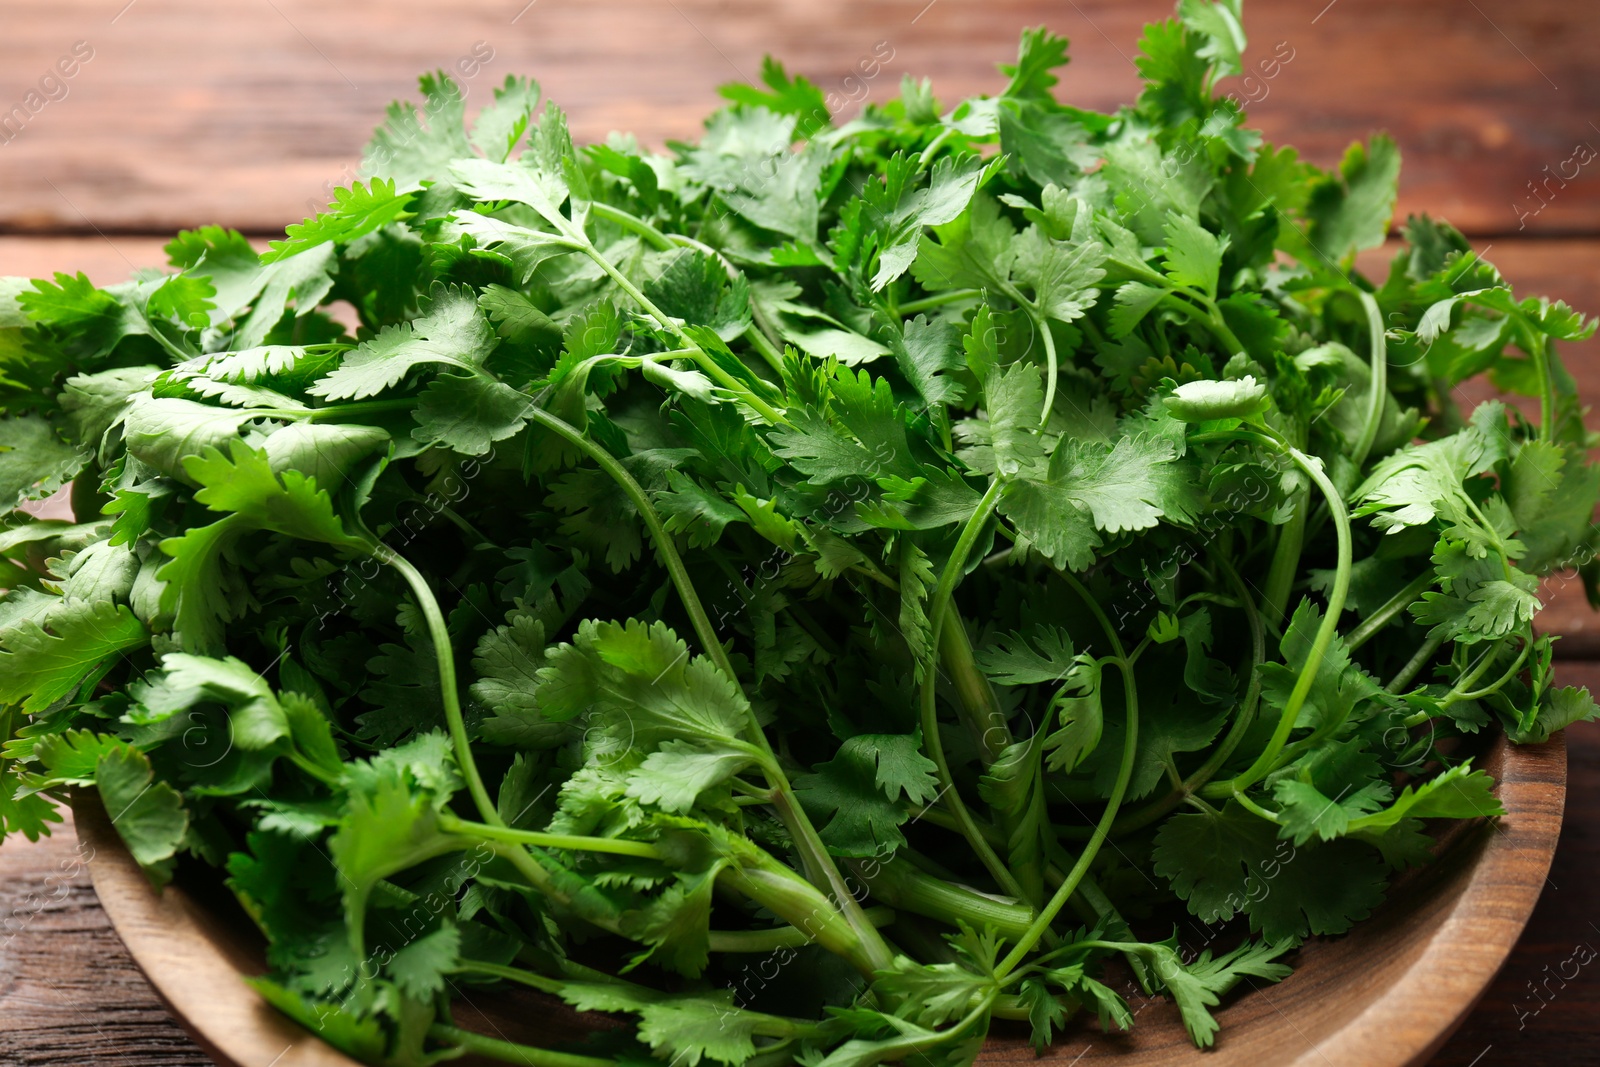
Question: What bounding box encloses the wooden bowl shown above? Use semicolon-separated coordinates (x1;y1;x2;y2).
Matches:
72;730;1566;1067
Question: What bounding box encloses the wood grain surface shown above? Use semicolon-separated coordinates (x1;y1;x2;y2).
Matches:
0;1;1590;235
0;820;212;1066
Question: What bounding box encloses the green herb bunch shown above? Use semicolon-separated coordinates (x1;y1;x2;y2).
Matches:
0;2;1596;1063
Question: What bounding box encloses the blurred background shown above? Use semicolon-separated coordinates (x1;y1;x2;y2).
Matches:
0;1;1592;243
0;1;1595;1064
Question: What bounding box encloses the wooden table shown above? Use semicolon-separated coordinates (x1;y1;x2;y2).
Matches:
0;1;1597;1063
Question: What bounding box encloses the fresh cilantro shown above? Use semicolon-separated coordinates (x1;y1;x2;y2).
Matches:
0;5;1590;1063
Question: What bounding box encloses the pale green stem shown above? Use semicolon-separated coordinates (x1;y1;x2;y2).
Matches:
571;232;788;425
1448;639;1532;704
1529;329;1555;443
899;289;981;315
590;201;675;251
1160;292;1245;354
1230;788;1282;824
301;398;422;422
1388;632;1445;692
437;814;665;860
521;406;732;679
373;544;498;826
1108;553;1264;835
1435;638;1508;708
1227;440;1352;793
918;127;958;167
993;566;1139;980
429;1024;617;1067
1260;490;1307;628
589;202;787;371
707;906;896;953
1350;290;1388;470
919;480;1027;901
1036;312;1059;427
1346;571;1435;652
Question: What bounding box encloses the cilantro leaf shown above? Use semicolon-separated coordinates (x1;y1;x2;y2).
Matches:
1304;135;1402;262
1002;433;1200;571
1153;800;1389;942
263;178;416;264
0;598;147;713
311;283;498;401
96;743;188;886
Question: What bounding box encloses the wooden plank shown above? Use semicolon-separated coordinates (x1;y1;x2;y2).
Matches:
0;1;1591;235
0;235;170;284
0;824;210;1066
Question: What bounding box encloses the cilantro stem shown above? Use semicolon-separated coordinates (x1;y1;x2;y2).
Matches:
707;905;896;953
1036;312;1059;426
718;850;885;972
918;126;957;168
141;319;200;363
371;543;499;827
346;545;631;946
522;407;730;679
1203;300;1247;354
453;960;563;996
1115;552;1265;829
1388;632;1445;692
1160;292;1245;355
436;814;664;859
856;991;998;1063
1052;565;1126;665
551;434;865;946
520;404;890;971
428;1024;617;1067
898;289;981;315
687;256;784;361
1529;329;1555;443
569;227;788;425
587;203;786;371
1460;491;1518;582
301;398;421;421
904;799;1003;844
590;201;674;251
1260;490;1307;628
993;565;1138;981
920;480;1029;901
744;321;787;374
1439;637;1510;706
284;751;341;788
1229;788;1281;824
1448;638;1530;704
1345;570;1435;652
848;857;1033;938
481;841;641;937
459;960;833;1035
1350;290;1388;470
938;610;1011;765
1223;438;1352;794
